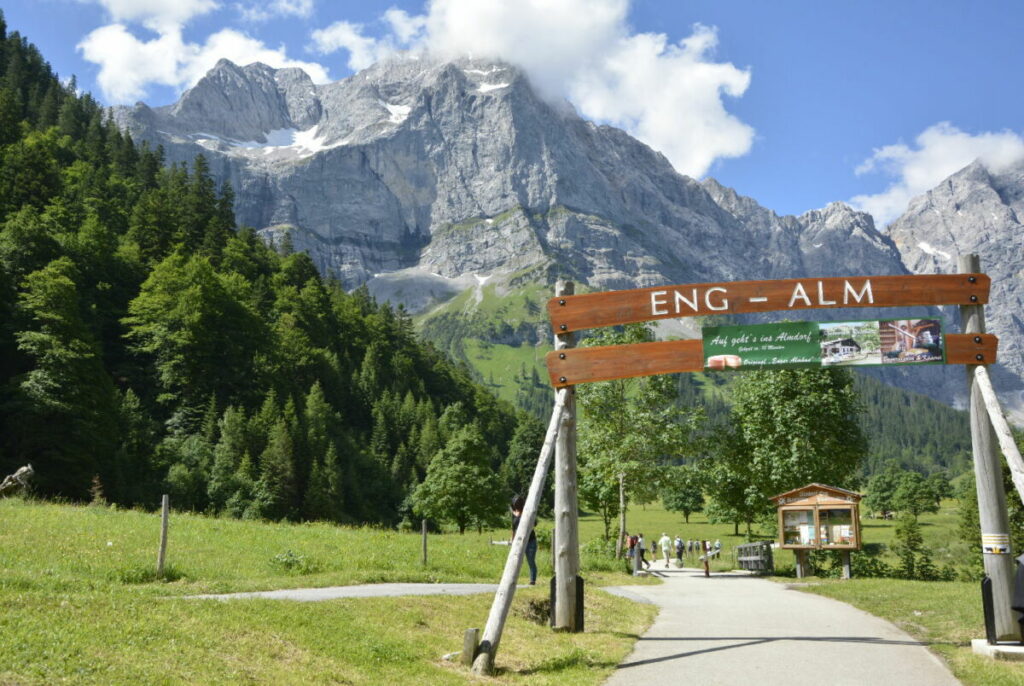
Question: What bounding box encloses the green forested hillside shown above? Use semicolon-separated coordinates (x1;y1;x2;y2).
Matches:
853;373;971;477
0;15;531;525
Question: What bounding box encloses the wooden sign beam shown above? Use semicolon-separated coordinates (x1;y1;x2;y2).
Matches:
547;274;990;334
545;333;998;388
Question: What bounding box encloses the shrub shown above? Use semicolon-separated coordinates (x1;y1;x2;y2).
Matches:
581;536;621;572
534;525;552;550
115;563;184;584
270;550;322;575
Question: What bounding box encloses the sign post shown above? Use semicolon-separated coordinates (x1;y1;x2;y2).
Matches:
552;281;581;632
960;255;1020;641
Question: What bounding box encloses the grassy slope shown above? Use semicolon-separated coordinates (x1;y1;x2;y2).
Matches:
416;278;554;413
464;338;551;406
3;496;1017;683
0;498;654;685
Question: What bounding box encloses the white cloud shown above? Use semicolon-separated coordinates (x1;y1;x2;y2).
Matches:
237;0;314;23
310;10;426;71
309;0;754;178
311;21;393;71
568;25;753;177
383;8;426;45
81;0;218;31
850;122;1024;225
79;24;330;102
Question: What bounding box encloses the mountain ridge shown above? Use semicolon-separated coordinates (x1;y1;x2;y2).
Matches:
112;55;1023;415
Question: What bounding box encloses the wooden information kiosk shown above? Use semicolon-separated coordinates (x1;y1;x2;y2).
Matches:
771;483;862;579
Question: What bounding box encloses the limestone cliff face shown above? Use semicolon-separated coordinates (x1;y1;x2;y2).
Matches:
113;55;1022;408
886;160;1024;408
113;56;907;292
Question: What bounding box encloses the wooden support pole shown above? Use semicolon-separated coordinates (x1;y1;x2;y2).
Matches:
841;551;852;580
421;519;428;566
553;281;581;632
472;389;569;675
156;494;169;578
795;550;808;579
461;628;479;667
960;254;1020;641
973;365;1024;508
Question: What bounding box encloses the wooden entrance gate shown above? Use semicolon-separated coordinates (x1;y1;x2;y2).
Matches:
471;256;1024;675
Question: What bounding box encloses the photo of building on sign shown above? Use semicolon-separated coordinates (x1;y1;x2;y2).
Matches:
819;321;882;366
879;319;943;364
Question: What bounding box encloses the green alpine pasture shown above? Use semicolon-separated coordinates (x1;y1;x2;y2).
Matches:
0;497;654;685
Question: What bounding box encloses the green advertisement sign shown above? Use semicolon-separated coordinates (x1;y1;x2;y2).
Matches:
703;322;820;369
702;319;945;371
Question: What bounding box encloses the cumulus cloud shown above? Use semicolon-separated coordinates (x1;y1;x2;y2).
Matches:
237;0;314;23
310;0;754;178
311;21;393;71
79;24;330;102
310;9;427;72
80;0;218;32
850;122;1024;225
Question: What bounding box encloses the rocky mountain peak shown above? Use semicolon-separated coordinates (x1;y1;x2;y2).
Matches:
111;54;1024;412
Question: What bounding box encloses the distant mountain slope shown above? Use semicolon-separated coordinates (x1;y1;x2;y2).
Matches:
887;159;1024;411
113;55;1022;414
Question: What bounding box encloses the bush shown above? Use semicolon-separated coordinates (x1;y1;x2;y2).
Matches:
534;525;552;550
581;536;620;572
115;563;184;584
270;550;321;575
808;548;893;579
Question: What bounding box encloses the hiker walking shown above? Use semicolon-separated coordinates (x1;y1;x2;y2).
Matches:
510;496;537;585
658;532;672;568
636;533;651;569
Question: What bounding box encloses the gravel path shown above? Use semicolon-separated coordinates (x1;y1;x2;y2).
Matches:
190;582;503;602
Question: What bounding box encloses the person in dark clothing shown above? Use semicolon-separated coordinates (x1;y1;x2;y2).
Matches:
511;496;537;585
636;533;651;570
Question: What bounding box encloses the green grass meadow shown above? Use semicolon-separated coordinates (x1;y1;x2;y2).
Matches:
4;495;1022;684
0;497;655;685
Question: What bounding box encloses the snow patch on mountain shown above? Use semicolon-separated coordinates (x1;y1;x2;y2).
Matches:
917;241;951;261
382;102;411;124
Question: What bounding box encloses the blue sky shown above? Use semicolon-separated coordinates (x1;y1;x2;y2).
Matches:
4;0;1023;224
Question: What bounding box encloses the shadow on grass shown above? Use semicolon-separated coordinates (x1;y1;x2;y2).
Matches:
510;647;620;675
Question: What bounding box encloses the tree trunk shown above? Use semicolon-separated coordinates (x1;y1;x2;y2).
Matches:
615;473;626;559
733;521;739;536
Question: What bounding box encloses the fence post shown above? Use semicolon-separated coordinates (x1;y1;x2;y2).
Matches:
421;519;428;566
156;494;169;578
461;628;479;666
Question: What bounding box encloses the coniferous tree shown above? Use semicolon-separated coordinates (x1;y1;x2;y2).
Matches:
208;405;248;511
253;418;297;520
13;256;117;497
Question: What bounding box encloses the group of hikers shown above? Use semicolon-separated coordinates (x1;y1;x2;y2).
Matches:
625;532;722;569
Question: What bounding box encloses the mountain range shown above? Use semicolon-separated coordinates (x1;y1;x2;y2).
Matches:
112;55;1024;416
